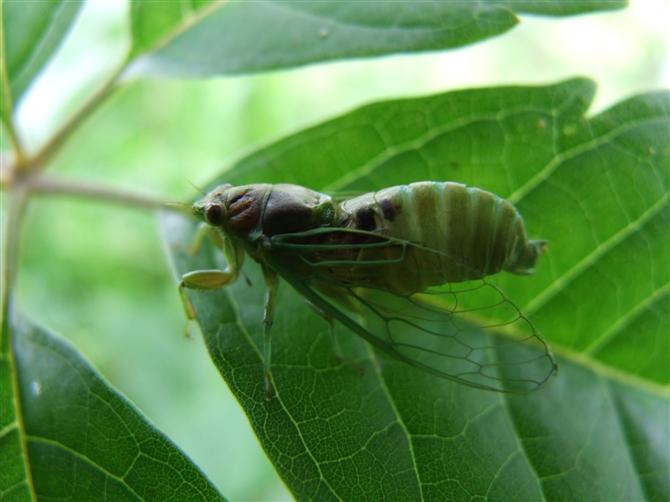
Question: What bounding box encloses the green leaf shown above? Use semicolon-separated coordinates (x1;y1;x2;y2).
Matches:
1;350;31;501
0;317;225;501
501;0;627;16
164;79;669;500
0;0;83;119
127;1;625;77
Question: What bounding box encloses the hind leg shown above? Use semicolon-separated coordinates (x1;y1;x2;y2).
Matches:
261;265;278;401
179;230;244;324
303;300;343;359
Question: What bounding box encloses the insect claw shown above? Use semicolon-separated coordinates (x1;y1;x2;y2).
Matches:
182;319;202;340
182;324;192;340
243;272;253;287
335;355;366;376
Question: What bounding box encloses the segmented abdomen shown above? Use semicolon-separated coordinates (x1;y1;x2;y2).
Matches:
340;181;544;293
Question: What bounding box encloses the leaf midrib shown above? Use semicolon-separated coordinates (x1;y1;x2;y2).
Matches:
367;345;423;501
130;0;229;60
0;2;15;117
10;1;69;96
5;340;37;500
497;390;546;500
601;378;649;500
26;435;145;499
264;0;478;35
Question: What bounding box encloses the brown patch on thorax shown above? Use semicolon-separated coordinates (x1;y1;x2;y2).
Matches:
227;188;262;234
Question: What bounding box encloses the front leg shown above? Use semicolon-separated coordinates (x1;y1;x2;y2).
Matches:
179;231;244;320
180;269;238;319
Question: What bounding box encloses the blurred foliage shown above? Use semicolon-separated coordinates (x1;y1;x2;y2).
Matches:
0;0;83;118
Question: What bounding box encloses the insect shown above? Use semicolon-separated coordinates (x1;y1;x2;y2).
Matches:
180;181;557;399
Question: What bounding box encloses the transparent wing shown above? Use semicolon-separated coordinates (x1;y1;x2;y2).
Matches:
268;228;557;393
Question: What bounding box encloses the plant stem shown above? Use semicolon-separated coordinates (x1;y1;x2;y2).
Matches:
25;61;128;172
0;174;191;345
1;115;27;165
0;185;28;352
27;175;186;211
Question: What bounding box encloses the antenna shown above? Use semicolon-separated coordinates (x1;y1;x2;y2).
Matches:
163;201;192;214
186;178;207;196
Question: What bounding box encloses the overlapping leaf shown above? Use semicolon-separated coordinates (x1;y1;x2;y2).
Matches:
0;318;225;501
0;0;83;118
165;79;669;500
127;0;625;77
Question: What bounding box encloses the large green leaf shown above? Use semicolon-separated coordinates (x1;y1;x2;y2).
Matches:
127;0;625;77
0;0;83;119
164;79;669;500
0;348;31;501
0;317;225;501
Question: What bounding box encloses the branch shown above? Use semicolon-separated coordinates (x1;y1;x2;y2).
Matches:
27;175;189;212
0;186;28;351
1;115;27;165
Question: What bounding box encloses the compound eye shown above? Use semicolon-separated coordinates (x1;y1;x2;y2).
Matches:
205;204;224;225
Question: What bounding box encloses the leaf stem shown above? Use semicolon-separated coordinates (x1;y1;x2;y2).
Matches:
0;185;28;352
26;175;178;210
1;115;27;165
0;173;191;346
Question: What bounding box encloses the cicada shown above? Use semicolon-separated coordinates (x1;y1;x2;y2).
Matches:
180;181;557;399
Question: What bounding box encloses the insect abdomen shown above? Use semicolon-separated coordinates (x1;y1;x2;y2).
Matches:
343;182;544;292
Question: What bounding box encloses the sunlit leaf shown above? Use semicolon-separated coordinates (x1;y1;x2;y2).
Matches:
0;317;226;501
0;0;83;118
164;79;669;500
127;1;625;78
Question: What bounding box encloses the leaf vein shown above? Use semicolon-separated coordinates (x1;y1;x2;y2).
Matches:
508;115;668;205
524;192;669;316
367;346;424;501
325;104;560;193
497;391;546;500
584;282;670;355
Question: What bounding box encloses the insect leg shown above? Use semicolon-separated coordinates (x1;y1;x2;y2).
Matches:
261;265;279;401
179;234;244;320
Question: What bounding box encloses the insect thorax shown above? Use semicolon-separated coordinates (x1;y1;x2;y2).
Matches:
260;184;339;236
